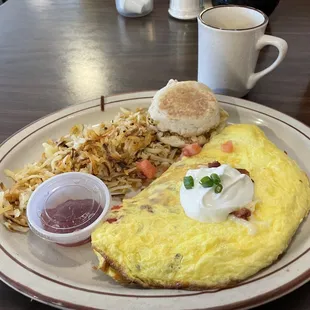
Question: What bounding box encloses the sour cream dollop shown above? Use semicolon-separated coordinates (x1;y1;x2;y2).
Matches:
180;164;254;223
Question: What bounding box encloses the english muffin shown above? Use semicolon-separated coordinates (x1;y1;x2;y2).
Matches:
148;80;228;147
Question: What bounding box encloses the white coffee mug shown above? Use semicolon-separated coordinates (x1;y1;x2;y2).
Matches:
197;5;288;97
169;0;203;20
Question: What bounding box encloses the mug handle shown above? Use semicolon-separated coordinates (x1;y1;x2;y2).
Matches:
247;35;288;90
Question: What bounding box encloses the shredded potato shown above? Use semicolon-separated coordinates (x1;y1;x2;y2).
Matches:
1;107;228;233
0;108;182;232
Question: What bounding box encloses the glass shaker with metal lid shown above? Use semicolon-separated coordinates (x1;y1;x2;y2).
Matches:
115;0;153;18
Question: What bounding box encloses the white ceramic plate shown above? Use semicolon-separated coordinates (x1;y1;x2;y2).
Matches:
0;91;309;310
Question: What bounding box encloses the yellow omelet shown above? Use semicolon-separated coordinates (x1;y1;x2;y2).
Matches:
92;124;310;289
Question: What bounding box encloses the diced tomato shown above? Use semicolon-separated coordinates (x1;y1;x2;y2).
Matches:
136;159;157;179
182;143;202;157
221;140;234;153
111;205;123;211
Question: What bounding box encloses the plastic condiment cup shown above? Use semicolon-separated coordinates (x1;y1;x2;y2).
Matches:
27;172;111;246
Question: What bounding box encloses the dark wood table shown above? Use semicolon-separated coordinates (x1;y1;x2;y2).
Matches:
0;0;309;309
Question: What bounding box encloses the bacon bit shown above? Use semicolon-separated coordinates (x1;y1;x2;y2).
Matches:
136;159;157;179
106;218;118;223
221;140;234;153
100;96;105;111
182;143;202;157
230;208;251;221
111;205;123;211
208;161;221;168
237;168;254;182
237;168;250;176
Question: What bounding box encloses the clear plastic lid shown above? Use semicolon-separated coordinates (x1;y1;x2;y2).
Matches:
27;172;111;245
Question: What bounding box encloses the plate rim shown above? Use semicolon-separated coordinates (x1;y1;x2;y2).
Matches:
0;91;309;310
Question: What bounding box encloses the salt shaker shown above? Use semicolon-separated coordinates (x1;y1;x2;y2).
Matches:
169;0;205;20
116;0;153;18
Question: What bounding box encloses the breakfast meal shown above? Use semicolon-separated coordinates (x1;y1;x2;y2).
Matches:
92;124;310;289
1;80;309;292
0;80;227;233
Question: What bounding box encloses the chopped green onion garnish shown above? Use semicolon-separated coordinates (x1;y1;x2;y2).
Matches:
200;176;214;188
210;173;221;184
214;184;223;194
184;176;194;189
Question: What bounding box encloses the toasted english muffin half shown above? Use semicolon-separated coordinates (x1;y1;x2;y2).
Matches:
148;80;220;138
